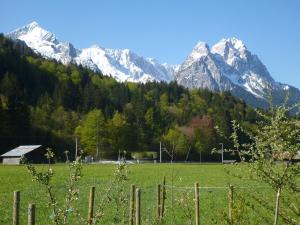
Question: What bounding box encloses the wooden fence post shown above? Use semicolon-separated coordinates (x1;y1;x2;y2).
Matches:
135;188;141;225
28;204;35;225
157;184;161;219
129;184;136;225
13;191;20;225
228;184;234;223
87;186;95;225
161;176;166;218
195;182;200;225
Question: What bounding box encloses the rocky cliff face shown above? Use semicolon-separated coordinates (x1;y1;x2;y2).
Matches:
7;22;300;108
7;22;175;83
175;38;299;107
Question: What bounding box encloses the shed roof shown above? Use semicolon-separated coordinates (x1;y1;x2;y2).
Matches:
1;145;42;157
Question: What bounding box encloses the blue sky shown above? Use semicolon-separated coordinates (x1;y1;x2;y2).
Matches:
1;0;300;88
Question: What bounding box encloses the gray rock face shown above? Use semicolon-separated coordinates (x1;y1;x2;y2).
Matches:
6;22;300;108
7;22;174;83
175;38;300;107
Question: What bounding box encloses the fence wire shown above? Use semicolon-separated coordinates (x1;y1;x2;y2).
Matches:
0;181;290;225
1;167;296;225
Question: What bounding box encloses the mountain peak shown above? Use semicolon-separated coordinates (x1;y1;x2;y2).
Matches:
175;37;287;107
192;41;210;56
7;22;298;108
211;37;248;64
212;37;247;55
8;21;57;43
7;22;176;84
178;41;210;70
26;21;39;29
15;21;40;32
220;37;246;50
230;37;245;49
89;44;105;50
187;41;209;60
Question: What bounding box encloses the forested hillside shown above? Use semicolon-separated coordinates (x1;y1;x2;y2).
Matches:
0;34;258;161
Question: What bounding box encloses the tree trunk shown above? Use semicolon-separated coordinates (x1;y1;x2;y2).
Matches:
274;187;281;225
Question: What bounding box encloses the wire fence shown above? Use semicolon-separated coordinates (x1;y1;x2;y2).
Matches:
2;179;280;225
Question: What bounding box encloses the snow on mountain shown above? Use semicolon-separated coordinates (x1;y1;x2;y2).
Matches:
8;21;77;64
6;22;300;107
7;22;174;83
175;38;300;107
180;41;210;70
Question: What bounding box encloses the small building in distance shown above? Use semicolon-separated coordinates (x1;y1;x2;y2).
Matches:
0;145;45;164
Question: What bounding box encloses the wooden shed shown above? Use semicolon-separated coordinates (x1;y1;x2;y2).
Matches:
0;145;45;164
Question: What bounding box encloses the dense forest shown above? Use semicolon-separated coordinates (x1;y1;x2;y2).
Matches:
0;34;258;161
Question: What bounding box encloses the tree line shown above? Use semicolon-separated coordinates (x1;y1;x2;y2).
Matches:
0;34;258;161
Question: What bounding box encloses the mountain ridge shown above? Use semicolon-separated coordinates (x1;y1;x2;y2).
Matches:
6;21;300;107
176;37;300;107
7;21;175;83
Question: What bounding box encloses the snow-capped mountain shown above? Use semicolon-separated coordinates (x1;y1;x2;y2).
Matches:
75;46;175;83
7;22;77;64
175;38;300;107
6;22;300;107
7;22;174;83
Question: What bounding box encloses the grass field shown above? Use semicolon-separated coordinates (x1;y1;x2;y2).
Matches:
0;163;292;224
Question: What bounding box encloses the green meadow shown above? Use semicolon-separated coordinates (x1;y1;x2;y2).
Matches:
0;163;289;224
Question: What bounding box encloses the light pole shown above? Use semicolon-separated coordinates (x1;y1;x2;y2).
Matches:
220;143;224;163
160;142;162;163
199;150;202;163
96;118;99;161
75;135;78;160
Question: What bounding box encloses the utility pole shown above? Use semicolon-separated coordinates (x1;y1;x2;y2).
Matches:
160;142;162;163
199;150;202;163
220;143;224;163
96;118;99;161
75;136;78;160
